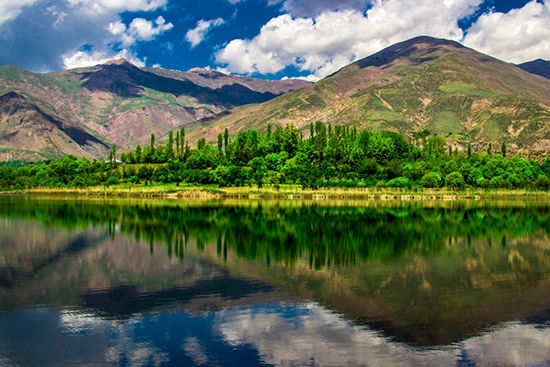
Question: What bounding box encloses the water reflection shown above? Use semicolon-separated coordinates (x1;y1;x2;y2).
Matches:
0;196;549;366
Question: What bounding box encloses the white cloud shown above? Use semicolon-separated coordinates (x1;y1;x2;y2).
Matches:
185;18;225;48
65;0;167;14
0;0;40;25
109;16;173;47
275;0;369;17
463;0;550;64
0;0;170;72
62;48;145;69
216;0;481;80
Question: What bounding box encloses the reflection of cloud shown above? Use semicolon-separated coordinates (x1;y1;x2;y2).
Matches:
1;303;549;366
216;303;550;367
182;337;210;366
0;308;169;367
463;322;550;366
59;310;112;332
59;310;169;367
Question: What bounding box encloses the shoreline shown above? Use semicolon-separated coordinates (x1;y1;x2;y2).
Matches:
2;185;550;201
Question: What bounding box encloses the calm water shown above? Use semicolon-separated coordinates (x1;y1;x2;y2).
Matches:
1;196;550;367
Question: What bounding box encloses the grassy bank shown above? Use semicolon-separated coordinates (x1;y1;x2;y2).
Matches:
2;183;550;200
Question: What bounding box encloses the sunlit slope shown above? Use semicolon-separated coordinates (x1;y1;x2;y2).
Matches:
0;60;309;160
190;36;550;151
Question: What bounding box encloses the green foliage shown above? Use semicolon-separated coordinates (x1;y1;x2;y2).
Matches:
420;172;442;188
1;123;549;191
445;171;465;189
386;177;411;188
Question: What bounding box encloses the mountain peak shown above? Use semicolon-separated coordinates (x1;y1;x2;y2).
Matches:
353;36;466;70
516;59;550;79
104;58;135;67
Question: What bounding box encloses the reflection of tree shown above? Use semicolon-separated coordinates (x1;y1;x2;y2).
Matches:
1;197;549;268
2;197;550;347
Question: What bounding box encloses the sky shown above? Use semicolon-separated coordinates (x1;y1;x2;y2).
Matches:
0;0;548;81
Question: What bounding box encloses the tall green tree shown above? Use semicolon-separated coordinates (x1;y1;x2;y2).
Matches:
217;133;224;157
167;130;174;159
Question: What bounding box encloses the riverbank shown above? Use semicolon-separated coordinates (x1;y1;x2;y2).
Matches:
2;184;550;200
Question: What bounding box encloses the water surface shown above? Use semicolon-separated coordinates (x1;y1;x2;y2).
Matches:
1;196;549;366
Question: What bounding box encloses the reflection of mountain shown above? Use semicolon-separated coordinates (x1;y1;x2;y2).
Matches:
0;220;291;315
1;196;550;349
1;301;549;367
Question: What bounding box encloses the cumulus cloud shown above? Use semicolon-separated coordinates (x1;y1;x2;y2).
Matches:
216;0;482;80
109;16;173;47
65;0;167;14
62;48;145;69
272;0;369;17
0;0;40;25
0;0;169;72
463;0;550;64
185;18;225;48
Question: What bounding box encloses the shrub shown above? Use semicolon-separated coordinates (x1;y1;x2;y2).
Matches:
445;171;465;189
419;172;442;188
386;176;411;188
535;175;550;190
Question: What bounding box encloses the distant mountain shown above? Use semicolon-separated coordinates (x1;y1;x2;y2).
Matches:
516;59;550;79
0;92;108;160
189;36;550;152
0;60;309;160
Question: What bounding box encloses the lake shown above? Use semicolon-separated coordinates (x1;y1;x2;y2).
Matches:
0;195;549;366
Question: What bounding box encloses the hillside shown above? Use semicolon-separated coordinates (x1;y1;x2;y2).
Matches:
188;36;550;152
517;59;550;79
0;60;309;160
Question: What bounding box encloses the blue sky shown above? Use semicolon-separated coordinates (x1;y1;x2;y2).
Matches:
0;0;548;80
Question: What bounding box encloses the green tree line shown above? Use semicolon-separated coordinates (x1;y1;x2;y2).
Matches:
1;123;550;189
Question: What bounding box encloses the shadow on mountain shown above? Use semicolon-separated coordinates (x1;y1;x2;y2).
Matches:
83;63;285;106
81;274;276;319
0;91;107;150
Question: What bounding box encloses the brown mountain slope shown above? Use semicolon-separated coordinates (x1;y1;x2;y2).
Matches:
0;60;309;160
188;36;550;151
0;92;108;160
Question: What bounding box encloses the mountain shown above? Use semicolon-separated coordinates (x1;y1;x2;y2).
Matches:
0;92;108;160
517;59;550;79
0;60;309;160
188;36;550;152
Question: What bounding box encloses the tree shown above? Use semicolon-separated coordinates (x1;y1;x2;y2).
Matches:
249;157;267;187
110;144;116;168
224;128;229;154
217;133;224;157
420;172;442;188
197;138;206;150
180;127;185;157
167;130;174;159
501;142;507;158
175;131;180;158
150;133;155;153
487;143;492;155
467;143;472;159
445;171;465;189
